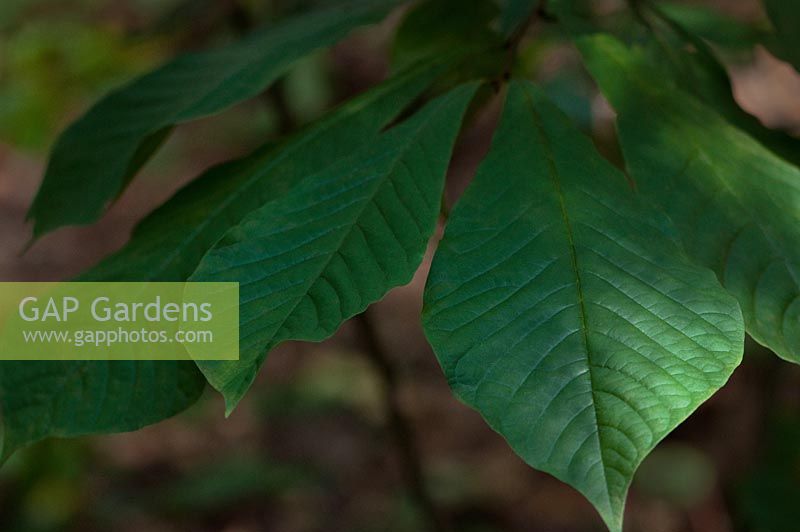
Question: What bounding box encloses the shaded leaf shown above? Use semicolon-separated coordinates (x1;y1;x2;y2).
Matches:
657;2;766;49
0;361;205;461
27;0;398;237
579;34;800;364
422;81;743;531
81;61;447;282
499;0;538;36
645;6;800;167
392;0;501;72
190;83;479;411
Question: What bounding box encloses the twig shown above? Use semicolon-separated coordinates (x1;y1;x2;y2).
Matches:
354;310;449;532
227;0;296;134
501;0;549;82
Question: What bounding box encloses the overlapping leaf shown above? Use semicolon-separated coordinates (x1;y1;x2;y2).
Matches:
645;7;800;166
550;0;800;166
189;83;478;411
81;61;447;282
579;34;800;365
422;81;743;531
28;0;398;237
6;62;448;459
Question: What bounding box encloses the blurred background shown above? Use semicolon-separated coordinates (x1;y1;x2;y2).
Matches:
2;0;800;530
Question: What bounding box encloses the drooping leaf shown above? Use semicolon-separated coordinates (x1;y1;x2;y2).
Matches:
422;81;743;532
189;83;479;411
579;34;800;365
0;360;205;461
80;61;448;282
27;0;398;237
763;0;800;71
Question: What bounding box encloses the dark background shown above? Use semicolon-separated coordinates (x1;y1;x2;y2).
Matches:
1;1;800;530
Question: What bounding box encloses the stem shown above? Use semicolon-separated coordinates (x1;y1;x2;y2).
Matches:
227;0;295;133
354;310;449;532
501;0;548;82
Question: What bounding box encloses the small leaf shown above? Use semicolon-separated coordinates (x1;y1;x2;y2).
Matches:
0;361;205;461
422;81;743;532
27;0;398;237
578;34;800;365
81;61;447;282
190;83;479;411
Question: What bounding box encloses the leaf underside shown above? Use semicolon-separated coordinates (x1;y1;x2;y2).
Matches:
189;83;479;411
422;81;743;531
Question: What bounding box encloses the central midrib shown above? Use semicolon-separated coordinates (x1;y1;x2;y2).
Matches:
203;92;458;404
520;86;614;515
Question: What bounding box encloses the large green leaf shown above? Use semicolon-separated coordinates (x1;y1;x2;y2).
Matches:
579;34;800;364
81;61;447;282
27;0;398;237
0;360;205;461
422;81;743;532
190;83;478;411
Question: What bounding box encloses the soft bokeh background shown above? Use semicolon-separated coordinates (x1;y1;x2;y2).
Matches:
2;1;800;530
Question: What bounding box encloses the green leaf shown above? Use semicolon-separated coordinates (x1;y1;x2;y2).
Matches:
392;0;501;71
27;0;398;238
763;0;800;71
656;2;766;49
422;81;743;532
80;61;447;282
190;83;479;411
553;1;800;167
579;34;800;365
499;0;537;36
644;7;800;167
0;361;205;461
